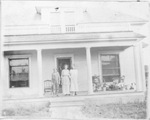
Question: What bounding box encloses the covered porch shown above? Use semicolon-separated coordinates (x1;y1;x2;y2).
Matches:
3;31;146;99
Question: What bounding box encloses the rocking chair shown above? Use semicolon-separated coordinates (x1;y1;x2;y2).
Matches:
44;80;54;95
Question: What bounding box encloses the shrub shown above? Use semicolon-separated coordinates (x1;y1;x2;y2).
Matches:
2;108;15;116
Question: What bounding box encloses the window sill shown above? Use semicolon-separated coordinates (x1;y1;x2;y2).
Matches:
9;87;30;89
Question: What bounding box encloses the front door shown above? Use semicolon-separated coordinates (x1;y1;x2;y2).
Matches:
57;57;72;93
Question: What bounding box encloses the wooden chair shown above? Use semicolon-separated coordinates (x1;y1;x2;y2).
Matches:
44;80;54;95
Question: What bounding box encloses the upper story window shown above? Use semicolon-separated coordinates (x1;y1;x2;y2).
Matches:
9;58;29;88
101;54;120;83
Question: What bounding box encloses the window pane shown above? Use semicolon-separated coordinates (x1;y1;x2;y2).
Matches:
10;81;29;88
101;54;119;62
102;61;119;68
10;73;29;81
101;55;110;61
10;66;29;74
102;69;119;75
103;69;113;75
10;67;29;81
109;55;118;61
101;54;120;83
10;59;28;66
9;58;29;88
103;75;120;82
114;69;120;75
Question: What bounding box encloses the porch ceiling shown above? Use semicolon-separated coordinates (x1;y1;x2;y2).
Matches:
4;31;145;45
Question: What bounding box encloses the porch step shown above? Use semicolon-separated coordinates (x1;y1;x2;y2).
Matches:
47;91;145;107
3;91;145;108
49;95;85;107
50;100;84;107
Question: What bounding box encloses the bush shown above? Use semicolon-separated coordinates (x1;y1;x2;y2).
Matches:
2;108;15;116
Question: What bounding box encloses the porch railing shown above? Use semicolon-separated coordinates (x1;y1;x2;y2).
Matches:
50;25;61;33
4;23;131;35
65;25;75;33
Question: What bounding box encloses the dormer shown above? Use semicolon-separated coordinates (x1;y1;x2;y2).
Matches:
36;7;76;33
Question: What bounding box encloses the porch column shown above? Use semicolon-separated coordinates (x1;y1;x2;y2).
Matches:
133;43;145;91
147;21;150;120
0;21;4;116
86;47;93;94
139;43;146;92
37;49;43;97
0;52;4;117
147;64;150;119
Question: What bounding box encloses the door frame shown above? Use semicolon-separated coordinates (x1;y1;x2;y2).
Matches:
54;54;74;69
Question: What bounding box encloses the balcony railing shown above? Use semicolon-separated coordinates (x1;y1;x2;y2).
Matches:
50;25;61;33
4;23;132;35
65;25;76;33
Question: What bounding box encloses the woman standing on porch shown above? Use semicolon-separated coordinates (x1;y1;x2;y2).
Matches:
61;64;70;96
70;64;78;96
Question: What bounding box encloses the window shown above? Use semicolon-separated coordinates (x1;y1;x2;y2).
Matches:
9;58;29;88
101;54;120;82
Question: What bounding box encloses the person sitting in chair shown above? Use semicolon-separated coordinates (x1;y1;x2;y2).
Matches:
52;68;60;96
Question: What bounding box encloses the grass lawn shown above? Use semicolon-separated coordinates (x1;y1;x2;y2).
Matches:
2;101;51;117
81;101;146;119
2;100;146;119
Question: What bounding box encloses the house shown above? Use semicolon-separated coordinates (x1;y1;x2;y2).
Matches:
1;1;149;103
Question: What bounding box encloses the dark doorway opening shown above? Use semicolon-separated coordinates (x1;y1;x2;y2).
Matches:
57;57;72;93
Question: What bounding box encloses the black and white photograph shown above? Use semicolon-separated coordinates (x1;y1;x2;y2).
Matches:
0;0;150;119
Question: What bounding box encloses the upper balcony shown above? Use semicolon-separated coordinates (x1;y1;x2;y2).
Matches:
4;22;139;36
3;21;146;51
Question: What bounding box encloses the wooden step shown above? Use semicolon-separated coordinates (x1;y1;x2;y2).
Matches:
50;100;84;107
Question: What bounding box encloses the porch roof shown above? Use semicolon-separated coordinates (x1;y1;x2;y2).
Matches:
4;31;145;45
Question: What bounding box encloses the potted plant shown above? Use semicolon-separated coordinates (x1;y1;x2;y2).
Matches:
102;82;107;91
118;75;125;90
92;75;101;92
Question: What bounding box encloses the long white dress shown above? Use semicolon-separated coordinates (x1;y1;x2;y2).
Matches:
70;69;79;92
61;69;70;94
